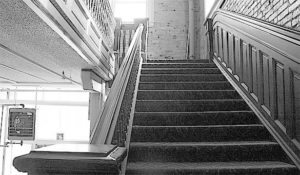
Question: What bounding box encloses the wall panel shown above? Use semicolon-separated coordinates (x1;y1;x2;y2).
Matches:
250;46;258;101
228;33;234;73
242;41;249;91
211;10;300;166
223;30;228;65
234;37;241;80
274;60;285;130
293;72;300;142
218;27;223;61
214;29;219;57
261;52;271;112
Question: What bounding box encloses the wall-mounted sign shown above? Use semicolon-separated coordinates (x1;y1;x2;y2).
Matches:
8;108;36;141
56;133;64;141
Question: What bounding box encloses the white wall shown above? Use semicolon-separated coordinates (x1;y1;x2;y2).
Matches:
205;0;218;17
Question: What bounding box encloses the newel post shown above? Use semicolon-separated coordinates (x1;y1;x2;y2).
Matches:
134;18;149;62
205;18;214;61
114;18;122;74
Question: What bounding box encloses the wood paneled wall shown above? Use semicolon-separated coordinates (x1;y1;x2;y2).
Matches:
210;10;300;165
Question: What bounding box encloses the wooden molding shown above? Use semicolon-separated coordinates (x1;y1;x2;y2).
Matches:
13;144;127;175
209;10;300;169
214;57;300;168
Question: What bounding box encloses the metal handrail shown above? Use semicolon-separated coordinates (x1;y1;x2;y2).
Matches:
90;24;144;145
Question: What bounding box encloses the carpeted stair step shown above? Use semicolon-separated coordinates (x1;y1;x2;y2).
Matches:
141;68;221;74
126;161;298;175
142;63;217;68
133;111;259;126
137;90;241;100
135;100;250;112
138;82;234;90
146;59;210;63
128;141;288;162
126;60;299;175
130;125;271;142
140;74;226;82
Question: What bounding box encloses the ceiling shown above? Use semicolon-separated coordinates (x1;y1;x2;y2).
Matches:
0;0;96;87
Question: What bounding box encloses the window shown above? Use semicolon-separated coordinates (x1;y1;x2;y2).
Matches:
0;87;90;175
0;87;90;142
114;0;147;23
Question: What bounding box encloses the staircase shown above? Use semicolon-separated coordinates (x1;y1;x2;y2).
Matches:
126;60;298;175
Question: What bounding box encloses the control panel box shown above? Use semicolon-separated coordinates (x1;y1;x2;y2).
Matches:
8;108;36;141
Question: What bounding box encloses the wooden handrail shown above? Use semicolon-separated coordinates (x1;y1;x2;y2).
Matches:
90;24;144;145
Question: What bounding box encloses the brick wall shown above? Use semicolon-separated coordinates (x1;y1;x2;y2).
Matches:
147;0;207;60
148;0;189;60
222;0;300;30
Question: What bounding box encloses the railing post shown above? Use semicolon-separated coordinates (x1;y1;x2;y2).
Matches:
114;18;122;74
206;18;214;62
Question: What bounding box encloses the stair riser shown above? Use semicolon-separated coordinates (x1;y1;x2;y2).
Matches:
139;82;234;90
130;126;271;142
147;60;210;63
128;144;286;162
137;91;241;100
141;69;221;74
135;100;250;112
140;75;226;82
142;64;217;68
126;168;298;175
133;112;259;126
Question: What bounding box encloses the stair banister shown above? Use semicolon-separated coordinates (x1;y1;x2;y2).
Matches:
90;24;144;145
12;24;144;175
205;0;300;169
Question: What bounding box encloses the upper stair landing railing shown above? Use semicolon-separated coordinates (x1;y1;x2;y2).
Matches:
83;0;116;47
114;18;149;73
205;0;300;170
24;0;116;81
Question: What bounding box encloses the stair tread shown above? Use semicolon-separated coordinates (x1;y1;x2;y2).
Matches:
136;99;246;102
146;59;209;62
138;90;237;92
127;61;297;174
133;124;264;128
143;63;214;65
135;111;254;114
133;111;259;126
141;74;223;76
142;67;220;70
130;141;278;147
139;81;230;83
127;161;296;170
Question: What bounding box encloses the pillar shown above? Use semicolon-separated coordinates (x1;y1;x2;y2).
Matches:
189;0;195;59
